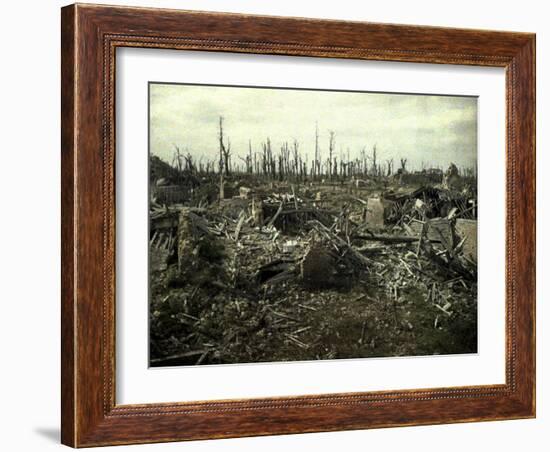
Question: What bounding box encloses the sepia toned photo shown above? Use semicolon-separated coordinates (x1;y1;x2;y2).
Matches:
148;82;478;367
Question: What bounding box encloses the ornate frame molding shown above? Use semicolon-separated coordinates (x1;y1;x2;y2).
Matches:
62;4;535;447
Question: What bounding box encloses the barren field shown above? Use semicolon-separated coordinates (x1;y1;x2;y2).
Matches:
149;161;477;367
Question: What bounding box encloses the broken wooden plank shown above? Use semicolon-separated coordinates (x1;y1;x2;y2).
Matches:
265;201;284;229
150;349;209;366
309;220;371;268
353;233;442;244
234;210;246;242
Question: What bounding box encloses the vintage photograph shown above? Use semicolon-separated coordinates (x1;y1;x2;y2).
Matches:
148;83;478;367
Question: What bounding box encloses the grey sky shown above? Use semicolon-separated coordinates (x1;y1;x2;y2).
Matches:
149;83;477;170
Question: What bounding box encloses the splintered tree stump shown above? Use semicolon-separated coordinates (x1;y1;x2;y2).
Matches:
300;243;335;289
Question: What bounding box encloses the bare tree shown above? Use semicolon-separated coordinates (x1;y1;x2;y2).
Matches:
360;147;367;177
370;144;378;176
218;116;231;175
238;139;253;173
184;152;195;172
314;122;321;180
292;139;300;180
385;158;394;176
172;144;183;173
261;137;276;179
328;130;335;180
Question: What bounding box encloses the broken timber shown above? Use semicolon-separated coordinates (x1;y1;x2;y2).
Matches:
353;233;442;244
308;220;371;268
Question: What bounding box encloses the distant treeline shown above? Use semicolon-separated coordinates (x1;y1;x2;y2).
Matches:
159;115;477;182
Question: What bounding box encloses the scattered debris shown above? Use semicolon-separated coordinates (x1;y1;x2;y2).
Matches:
239;186;254;199
149;156;478;366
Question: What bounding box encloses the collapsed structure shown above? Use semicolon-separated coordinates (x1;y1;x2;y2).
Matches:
149;161;478;366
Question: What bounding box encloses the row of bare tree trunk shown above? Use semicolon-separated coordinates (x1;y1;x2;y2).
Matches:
173;116;415;181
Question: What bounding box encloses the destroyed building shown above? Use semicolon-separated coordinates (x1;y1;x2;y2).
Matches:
149;156;478;367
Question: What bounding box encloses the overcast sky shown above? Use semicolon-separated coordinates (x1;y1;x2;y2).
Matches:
149;83;477;171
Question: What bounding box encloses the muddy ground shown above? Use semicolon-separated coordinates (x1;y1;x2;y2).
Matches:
149;178;477;367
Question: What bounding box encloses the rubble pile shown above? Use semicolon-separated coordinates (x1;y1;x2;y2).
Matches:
149;169;478;366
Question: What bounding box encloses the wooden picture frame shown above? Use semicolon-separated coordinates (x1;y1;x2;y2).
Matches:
61;3;535;447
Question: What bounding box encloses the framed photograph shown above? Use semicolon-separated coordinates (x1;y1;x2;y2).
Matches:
61;3;535;447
